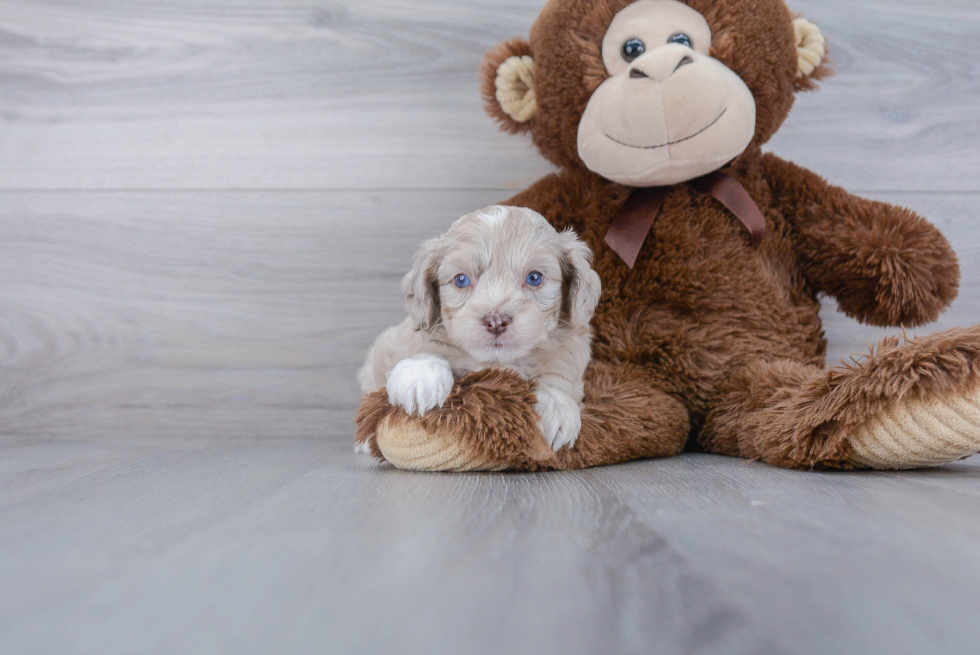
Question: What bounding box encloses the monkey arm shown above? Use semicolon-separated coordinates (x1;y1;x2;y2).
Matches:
762;153;960;328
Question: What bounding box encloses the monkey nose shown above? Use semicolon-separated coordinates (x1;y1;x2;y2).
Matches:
630;52;695;82
483;313;512;336
673;55;694;73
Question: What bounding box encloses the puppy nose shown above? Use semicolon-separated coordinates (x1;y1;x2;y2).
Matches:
483;313;512;336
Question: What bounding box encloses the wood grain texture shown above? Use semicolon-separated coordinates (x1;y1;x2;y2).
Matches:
1;438;980;655
0;0;977;191
0;189;500;442
1;190;976;443
2;0;980;652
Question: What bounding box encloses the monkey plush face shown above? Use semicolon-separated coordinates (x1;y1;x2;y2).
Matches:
577;0;756;186
482;0;829;186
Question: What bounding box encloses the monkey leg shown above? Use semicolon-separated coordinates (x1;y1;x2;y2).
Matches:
354;362;690;472
557;362;690;470
700;326;980;470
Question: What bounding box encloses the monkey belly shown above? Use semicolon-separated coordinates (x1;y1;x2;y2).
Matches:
587;214;826;423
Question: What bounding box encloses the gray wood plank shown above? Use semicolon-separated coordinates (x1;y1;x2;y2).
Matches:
2;2;979;653
770;0;980;193
0;190;977;442
596;455;980;655
0;189;501;442
1;437;978;655
0;0;977;192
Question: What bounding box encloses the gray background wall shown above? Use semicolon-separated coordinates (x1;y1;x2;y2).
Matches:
2;0;978;443
2;1;979;653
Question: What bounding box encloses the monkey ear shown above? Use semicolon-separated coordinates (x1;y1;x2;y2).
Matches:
481;38;537;134
401;236;444;331
558;230;602;330
793;18;832;91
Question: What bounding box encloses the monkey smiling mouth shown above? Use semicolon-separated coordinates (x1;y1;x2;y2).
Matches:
605;108;728;150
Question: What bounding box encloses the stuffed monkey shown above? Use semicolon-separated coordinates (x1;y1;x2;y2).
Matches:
357;0;980;472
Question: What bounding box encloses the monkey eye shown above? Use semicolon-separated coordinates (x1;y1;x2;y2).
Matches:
621;38;646;62
525;271;544;287
668;33;693;48
454;274;471;289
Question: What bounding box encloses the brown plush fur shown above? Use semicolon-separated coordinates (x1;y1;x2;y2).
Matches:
357;362;689;470
481;38;535;136
702;326;980;469
357;369;555;470
519;0;805;169
356;0;973;471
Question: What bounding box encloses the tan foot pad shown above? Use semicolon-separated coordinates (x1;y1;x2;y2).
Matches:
849;386;980;469
375;416;511;472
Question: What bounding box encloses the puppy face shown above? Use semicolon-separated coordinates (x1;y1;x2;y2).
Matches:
403;206;601;363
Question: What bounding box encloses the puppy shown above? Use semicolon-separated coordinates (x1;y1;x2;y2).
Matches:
358;205;602;452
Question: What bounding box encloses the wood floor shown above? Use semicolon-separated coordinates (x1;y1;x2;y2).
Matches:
1;1;979;653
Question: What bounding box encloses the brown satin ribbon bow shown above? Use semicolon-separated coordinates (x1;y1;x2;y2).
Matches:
604;170;766;269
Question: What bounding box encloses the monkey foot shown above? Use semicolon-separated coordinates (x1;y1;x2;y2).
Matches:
355;369;559;473
848;385;980;470
355;363;690;472
374;415;512;472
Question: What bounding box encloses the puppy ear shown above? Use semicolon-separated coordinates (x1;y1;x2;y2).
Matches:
558;230;602;329
793;17;832;92
402;236;444;331
481;38;537;135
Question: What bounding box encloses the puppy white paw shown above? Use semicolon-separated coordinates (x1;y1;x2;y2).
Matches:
386;355;455;417
535;388;582;451
353;439;373;455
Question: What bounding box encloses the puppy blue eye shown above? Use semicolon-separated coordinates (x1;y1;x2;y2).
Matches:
454;274;471;289
668;33;692;48
525;271;543;287
622;38;646;62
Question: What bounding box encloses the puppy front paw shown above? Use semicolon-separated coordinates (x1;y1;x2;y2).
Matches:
535;388;582;451
386;355;455;416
